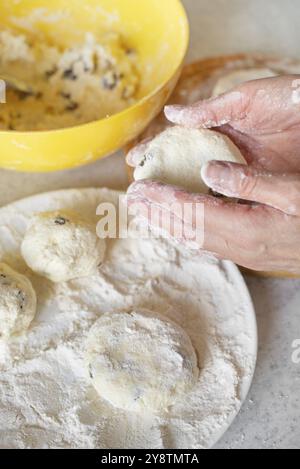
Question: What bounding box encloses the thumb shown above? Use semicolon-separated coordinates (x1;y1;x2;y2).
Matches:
165;91;249;128
201;161;300;216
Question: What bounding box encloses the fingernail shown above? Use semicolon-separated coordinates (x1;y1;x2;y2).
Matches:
127;181;145;196
164;105;185;123
201;161;235;196
165;104;205;128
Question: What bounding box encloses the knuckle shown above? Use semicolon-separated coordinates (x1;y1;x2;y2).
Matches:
199;105;220;128
285;182;300;215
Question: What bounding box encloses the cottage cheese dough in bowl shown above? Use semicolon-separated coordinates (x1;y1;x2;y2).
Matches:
85;310;199;413
0;188;257;449
0;0;189;171
133;126;246;193
21;210;106;283
0;263;37;340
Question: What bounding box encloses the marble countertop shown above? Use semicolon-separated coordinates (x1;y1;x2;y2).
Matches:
0;0;299;449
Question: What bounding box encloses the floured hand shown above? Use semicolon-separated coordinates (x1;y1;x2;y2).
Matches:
127;76;300;274
164;75;300;172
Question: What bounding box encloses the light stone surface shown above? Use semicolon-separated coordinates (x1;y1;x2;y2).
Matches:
0;0;299;449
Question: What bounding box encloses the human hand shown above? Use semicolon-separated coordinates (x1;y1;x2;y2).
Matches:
127;76;300;273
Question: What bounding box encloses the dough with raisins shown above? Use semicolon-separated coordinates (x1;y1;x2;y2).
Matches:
21;210;106;283
0;263;37;339
85;310;199;414
134;126;246;194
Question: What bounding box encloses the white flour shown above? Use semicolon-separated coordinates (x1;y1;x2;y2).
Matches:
0;188;256;449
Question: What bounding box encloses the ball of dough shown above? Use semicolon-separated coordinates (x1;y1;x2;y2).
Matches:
21;210;106;283
134;126;246;194
212;68;277;97
85;310;199;413
0;263;37;339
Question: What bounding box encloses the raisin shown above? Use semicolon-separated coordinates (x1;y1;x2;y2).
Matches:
65;102;79;112
17;290;26;310
45;68;58;78
62;69;77;81
15;89;34;101
139;153;154;167
54;216;69;225
102;71;119;90
60;92;71;100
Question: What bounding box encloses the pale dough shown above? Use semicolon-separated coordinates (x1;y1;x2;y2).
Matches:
212;68;277;96
134;126;246;193
21;210;106;283
85;310;199;414
0;263;37;339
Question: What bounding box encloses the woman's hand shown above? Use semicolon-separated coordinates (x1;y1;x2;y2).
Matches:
127;75;300;274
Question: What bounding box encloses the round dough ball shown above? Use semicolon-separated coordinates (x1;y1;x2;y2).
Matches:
134;126;246;194
85;310;199;413
21;210;106;283
212;68;277;97
0;263;37;339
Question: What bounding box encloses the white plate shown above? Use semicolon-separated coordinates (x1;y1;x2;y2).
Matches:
0;188;257;449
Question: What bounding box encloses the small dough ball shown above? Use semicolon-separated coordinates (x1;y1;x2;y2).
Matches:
212;68;277;96
0;263;37;339
134;126;246;193
21;210;106;283
85;310;199;413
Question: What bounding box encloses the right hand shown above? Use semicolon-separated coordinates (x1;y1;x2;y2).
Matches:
127;75;300;274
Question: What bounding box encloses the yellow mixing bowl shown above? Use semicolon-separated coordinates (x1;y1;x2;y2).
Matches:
0;0;189;172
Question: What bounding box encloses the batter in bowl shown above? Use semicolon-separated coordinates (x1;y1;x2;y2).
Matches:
0;30;140;131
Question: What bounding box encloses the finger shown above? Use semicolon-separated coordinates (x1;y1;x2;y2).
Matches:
201;161;300;215
128;195;204;249
127;194;278;270
126;138;152;167
128;180;223;212
164;90;250;128
216;124;258;165
217;123;300;172
127;180;267;258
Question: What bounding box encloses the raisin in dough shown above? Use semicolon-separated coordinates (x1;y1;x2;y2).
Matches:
85;310;199;413
21;210;106;283
0;263;37;339
212;68;277;96
134;126;246;194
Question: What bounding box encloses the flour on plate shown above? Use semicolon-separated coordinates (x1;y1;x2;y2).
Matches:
0;189;256;449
